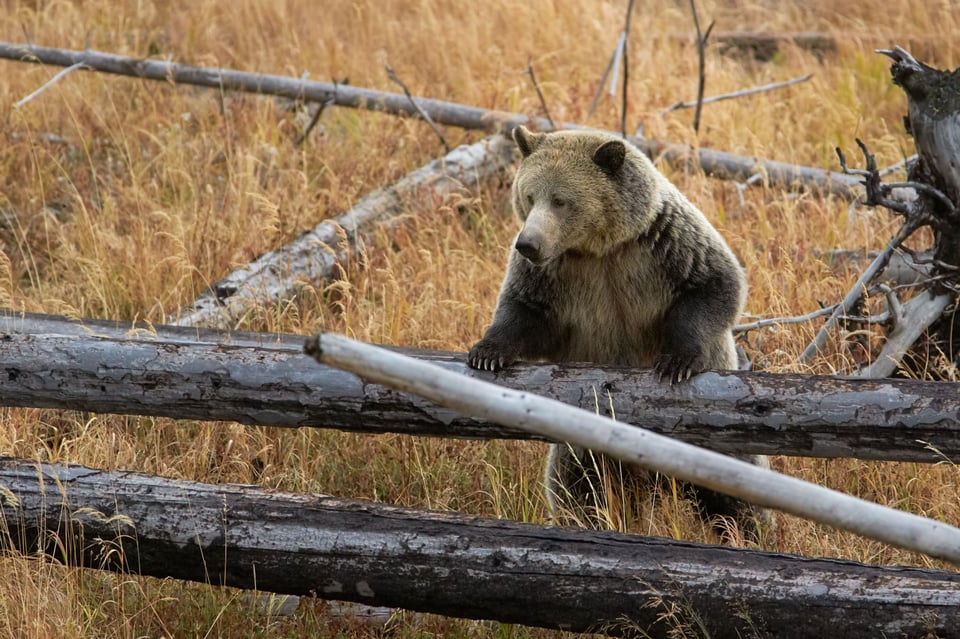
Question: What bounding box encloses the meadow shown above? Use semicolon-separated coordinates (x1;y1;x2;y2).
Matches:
0;0;959;636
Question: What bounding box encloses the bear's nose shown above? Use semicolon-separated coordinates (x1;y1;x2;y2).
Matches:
514;236;542;263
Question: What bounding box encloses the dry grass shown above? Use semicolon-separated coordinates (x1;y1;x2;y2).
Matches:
1;0;959;636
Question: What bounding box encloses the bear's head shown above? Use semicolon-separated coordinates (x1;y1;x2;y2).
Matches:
510;125;657;264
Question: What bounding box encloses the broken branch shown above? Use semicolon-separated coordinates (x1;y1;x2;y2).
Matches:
386;64;451;152
660;74;813;116
523;57;556;130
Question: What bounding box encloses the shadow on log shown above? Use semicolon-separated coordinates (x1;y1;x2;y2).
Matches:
2;311;960;462
1;456;959;639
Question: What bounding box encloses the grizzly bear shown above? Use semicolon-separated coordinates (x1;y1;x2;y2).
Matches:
468;125;767;533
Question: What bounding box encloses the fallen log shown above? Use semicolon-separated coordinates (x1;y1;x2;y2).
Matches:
171;135;515;327
0;42;861;198
2;312;960;462
710;31;838;61
2;456;959;638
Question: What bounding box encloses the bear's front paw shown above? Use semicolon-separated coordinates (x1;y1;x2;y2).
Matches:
654;349;706;385
467;340;518;372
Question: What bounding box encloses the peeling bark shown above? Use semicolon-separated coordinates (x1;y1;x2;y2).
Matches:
1;456;959;638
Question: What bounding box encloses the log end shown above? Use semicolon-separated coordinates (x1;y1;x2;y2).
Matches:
303;334;323;361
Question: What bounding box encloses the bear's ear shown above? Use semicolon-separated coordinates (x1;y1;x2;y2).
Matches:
593;140;626;175
513;125;543;157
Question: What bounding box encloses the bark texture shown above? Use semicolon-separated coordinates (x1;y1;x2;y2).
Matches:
2;312;960;462
1;456;959;638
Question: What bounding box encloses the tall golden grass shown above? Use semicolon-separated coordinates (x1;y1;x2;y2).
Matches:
1;0;959;636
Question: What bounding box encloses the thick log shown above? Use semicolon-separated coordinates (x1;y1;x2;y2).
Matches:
310;332;960;565
171;135;515;327
0;42;861;199
3;312;960;462
1;456;959;638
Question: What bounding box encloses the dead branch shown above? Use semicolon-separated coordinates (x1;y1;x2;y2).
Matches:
688;0;715;133
620;0;636;138
523;57;556;130
660;74;812;116
14;60;86;107
858;291;954;378
294;76;347;146
799;223;919;363
587;38;619;119
385;64;450;152
734;305;837;334
0;41;863;198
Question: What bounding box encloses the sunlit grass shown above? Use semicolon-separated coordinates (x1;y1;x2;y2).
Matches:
0;0;959;636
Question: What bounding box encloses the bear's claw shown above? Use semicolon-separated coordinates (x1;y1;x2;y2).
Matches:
654;352;706;385
467;341;516;372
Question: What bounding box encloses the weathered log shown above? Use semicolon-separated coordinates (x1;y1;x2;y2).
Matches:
710;31;838;61
2;456;959;639
0;42;861;199
3;311;960;462
171;135;515;328
310;332;960;565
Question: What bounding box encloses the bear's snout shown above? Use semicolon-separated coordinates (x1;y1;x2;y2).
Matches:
514;234;543;263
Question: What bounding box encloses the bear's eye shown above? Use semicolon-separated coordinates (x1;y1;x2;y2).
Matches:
551;196;566;209
526;194;534;206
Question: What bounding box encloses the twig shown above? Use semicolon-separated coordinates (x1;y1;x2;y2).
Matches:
734;305;838;333
523;57;556;131
294;76;347;146
620;0;637;138
733;172;764;208
660;74;812;116
689;0;715;134
878;153;918;178
385;64;451;153
14;61;86;108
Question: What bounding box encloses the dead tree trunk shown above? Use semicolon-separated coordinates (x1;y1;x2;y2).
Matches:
171;135;515;327
2;312;960;462
878;48;960;377
1;456;959;639
0;42;861;198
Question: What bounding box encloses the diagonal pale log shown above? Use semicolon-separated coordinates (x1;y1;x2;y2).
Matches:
172;135;515;328
1;456;959;639
0;42;861;199
2;311;960;462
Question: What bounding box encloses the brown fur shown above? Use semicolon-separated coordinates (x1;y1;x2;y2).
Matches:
468;126;767;534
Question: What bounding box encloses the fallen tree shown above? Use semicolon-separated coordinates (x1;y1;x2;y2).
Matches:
171;135;515;327
2;311;960;462
0;42;861;198
1;456;959;638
